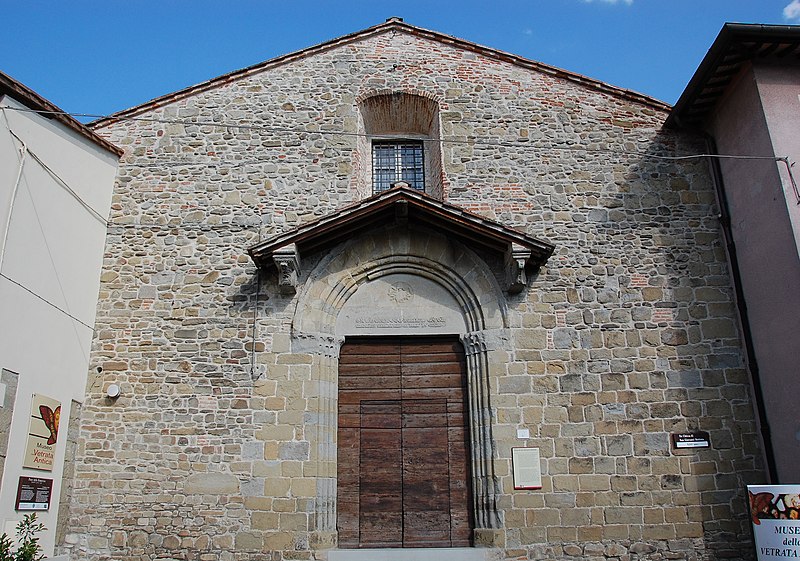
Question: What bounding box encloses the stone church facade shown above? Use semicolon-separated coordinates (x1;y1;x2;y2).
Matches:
64;19;764;561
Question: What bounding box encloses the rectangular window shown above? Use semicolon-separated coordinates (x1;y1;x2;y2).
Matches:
372;141;425;193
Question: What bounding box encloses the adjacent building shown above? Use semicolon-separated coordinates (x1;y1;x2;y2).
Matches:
0;71;121;556
59;18;777;561
667;23;800;484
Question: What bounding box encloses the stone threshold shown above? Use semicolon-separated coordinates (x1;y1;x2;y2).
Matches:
327;548;493;561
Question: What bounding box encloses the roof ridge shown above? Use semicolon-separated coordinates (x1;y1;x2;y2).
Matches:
92;19;669;129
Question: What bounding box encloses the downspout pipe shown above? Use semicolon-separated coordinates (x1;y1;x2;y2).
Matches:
704;134;778;483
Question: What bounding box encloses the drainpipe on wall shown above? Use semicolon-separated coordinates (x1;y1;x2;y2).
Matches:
704;134;778;483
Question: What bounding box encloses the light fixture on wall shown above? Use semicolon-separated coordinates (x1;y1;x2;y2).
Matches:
106;384;121;399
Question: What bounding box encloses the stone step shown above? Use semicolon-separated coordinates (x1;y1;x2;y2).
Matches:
327;548;492;561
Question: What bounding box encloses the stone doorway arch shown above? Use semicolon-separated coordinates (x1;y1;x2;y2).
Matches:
289;227;510;548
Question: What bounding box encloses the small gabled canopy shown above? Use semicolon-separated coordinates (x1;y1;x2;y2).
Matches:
248;185;555;295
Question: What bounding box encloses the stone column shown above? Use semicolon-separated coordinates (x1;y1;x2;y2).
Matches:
461;331;502;541
293;332;343;549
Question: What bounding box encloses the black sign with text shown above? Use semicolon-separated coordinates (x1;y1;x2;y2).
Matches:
671;431;711;449
15;476;53;510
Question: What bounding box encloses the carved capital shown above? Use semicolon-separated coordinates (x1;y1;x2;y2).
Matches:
273;244;300;295
461;331;488;356
292;332;344;359
506;244;531;294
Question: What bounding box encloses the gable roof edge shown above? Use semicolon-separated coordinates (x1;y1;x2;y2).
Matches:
666;22;800;129
1;70;123;157
92;19;669;130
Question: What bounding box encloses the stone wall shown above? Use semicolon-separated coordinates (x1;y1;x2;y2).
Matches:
62;27;765;561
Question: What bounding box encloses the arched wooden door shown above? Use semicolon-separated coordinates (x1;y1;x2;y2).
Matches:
337;337;473;548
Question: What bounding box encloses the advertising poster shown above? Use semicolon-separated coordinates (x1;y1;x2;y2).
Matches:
749;484;800;560
22;394;61;471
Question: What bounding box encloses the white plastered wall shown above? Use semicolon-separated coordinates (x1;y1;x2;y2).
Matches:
0;96;118;555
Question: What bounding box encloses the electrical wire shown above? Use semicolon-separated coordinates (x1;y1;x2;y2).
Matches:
19;159;93;363
6;129;109;225
0;111;27;272
5;104;797;162
1;108;97;363
0;272;95;331
4;105;799;203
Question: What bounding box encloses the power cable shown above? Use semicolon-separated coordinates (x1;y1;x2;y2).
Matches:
5;105;799;203
5;105;797;163
0;109;27;272
0;272;95;332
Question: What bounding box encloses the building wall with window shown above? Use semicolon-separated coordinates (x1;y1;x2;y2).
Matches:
64;20;765;561
0;73;120;557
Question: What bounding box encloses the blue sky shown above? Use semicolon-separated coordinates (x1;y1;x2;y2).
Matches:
2;0;799;121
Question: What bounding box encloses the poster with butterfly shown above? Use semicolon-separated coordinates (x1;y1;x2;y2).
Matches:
22;394;61;471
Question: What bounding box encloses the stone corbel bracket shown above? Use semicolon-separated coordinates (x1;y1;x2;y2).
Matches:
273;243;300;295
506;243;533;295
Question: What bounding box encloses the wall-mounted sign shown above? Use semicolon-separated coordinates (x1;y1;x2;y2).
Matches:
671;431;711;449
512;447;542;490
749;484;800;560
15;476;53;511
22;394;61;471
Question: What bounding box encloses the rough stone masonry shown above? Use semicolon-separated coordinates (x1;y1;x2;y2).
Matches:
62;20;765;561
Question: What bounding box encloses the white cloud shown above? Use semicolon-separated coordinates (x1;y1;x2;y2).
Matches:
523;28;533;36
784;0;800;21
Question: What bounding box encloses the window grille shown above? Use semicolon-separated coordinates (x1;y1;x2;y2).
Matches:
372;141;425;193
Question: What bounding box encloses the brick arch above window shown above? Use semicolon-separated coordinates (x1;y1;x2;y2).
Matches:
356;91;444;200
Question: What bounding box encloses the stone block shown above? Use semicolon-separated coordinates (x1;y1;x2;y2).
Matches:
184;473;239;494
605;506;643;524
604;435;633;456
234;532;263;551
667;372;702;392
661;329;688;346
574;436;600;457
578;475;609;491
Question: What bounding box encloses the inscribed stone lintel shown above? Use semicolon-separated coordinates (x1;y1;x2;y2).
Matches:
335;273;467;336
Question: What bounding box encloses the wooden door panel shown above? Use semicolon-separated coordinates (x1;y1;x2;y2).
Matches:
401;387;463;401
402;510;451;547
337;337;473;549
339;389;401;404
359;510;403;547
340;374;402;390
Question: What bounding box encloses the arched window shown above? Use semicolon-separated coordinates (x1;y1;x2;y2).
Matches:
357;92;443;198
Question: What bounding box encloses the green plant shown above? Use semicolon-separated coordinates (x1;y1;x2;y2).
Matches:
0;514;45;561
15;514;45;561
0;533;12;561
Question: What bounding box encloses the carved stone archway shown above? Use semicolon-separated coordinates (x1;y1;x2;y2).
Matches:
291;227;510;547
248;186;554;549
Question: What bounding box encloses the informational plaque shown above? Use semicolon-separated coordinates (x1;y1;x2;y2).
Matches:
22;394;61;471
749;484;800;560
512;447;542;490
15;476;53;510
671;431;711;449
